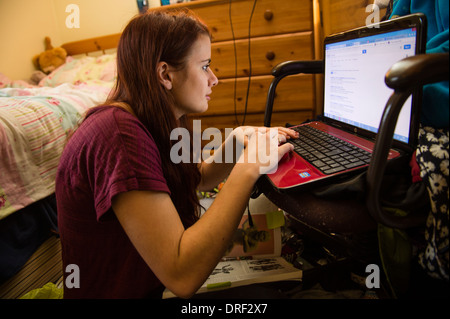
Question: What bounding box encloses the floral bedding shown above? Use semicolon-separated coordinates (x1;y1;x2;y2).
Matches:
0;54;116;220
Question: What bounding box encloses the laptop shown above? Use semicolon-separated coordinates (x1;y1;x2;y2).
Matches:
266;13;427;192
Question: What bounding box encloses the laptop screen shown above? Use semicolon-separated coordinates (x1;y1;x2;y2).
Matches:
323;27;418;144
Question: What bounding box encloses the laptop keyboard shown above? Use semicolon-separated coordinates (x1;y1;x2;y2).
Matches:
288;125;372;175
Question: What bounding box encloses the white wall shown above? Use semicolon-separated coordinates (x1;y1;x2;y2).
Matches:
0;0;140;80
0;0;60;80
52;0;139;44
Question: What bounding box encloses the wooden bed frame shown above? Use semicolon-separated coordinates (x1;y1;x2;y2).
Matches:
61;33;121;56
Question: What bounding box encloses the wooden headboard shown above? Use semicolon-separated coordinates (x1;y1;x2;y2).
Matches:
61;33;121;56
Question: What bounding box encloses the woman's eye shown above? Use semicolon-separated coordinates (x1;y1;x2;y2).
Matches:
202;64;210;71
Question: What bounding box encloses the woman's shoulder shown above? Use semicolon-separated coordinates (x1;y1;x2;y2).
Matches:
86;104;135;121
84;104;145;132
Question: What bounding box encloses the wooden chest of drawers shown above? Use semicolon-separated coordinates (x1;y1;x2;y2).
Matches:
162;0;318;144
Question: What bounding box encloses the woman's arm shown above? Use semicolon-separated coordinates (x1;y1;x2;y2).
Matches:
197;126;298;191
112;130;294;298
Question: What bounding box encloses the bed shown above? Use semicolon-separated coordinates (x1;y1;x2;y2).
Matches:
0;35;119;295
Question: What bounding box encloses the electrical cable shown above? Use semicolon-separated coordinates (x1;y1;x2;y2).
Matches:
241;0;257;126
229;0;258;126
227;0;258;226
229;0;239;126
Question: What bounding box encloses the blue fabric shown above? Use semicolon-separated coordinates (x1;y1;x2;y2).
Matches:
391;0;449;128
0;195;58;284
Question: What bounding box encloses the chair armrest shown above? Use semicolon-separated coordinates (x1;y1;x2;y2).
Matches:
366;53;449;228
271;60;324;77
264;60;324;127
385;53;449;90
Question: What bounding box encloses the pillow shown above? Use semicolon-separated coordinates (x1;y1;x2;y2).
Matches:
0;73;36;89
39;53;117;87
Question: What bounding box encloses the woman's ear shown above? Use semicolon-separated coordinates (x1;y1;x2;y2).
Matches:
157;61;173;90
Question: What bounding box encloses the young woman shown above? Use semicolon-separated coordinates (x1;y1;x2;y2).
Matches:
56;9;296;299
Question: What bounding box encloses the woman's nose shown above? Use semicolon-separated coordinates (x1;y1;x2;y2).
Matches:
209;70;218;87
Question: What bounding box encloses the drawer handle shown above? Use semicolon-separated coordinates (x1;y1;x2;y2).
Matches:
264;10;274;21
266;51;276;61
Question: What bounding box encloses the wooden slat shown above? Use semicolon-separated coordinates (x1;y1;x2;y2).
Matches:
211;32;314;79
190;109;313;147
207;74;315;116
321;0;387;37
61;33;121;56
163;0;313;42
193;110;313;129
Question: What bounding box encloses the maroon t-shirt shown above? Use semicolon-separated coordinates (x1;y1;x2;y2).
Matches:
56;106;170;298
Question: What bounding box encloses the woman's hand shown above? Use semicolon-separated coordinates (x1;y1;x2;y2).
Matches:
232;126;298;148
236;127;295;176
198;126;297;191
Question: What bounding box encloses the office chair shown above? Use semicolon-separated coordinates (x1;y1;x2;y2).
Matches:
256;52;449;297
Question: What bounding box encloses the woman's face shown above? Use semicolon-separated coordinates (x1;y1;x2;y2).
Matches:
169;34;218;119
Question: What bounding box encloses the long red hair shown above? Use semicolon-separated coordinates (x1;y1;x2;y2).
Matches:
105;9;211;227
